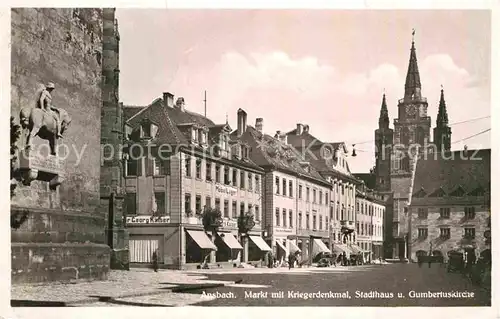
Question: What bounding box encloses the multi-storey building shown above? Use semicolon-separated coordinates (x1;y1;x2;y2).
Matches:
354;180;386;262
286;125;360;257
236;115;332;265
122;93;269;269
409;149;491;262
373;33;453;260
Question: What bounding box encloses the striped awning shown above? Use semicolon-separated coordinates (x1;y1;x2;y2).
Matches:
186;230;217;250
312;238;331;257
217;232;243;250
288;241;301;254
332;244;354;255
349;244;367;254
276;240;288;255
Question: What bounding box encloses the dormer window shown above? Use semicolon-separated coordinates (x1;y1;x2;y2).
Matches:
242;145;249;159
125;123;133;140
191;128;197;142
140;118;158;140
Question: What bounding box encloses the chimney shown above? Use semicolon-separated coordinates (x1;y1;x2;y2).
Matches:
163;92;174;108
255;118;263;133
296;123;303;135
175;97;185;112
274;130;281;139
237;108;247;136
303;125;309;133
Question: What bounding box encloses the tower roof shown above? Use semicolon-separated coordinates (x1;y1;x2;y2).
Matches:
436;87;449;127
378;93;390;129
404;30;422;98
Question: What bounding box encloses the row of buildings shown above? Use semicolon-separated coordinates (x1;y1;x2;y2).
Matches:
121;97;386;269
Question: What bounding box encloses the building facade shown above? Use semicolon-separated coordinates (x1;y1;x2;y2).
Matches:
409;149;491;262
355;184;386;261
373;33;453;260
237;117;332;265
286;125;360;257
122;94;269;269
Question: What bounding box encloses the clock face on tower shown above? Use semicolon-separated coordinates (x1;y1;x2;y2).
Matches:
407;105;417;117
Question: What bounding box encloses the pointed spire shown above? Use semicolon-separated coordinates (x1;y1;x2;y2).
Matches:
436;85;449;127
404;29;422;100
378;93;390;129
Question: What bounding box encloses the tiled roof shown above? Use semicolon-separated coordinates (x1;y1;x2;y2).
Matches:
239;126;329;186
165;106;215;127
353;173;376;190
123;105;144;121
412;149;491;198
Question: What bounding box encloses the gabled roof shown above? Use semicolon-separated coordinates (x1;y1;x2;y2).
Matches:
412;149;491;199
123;105;145;121
449;185;466;197
236;126;330;187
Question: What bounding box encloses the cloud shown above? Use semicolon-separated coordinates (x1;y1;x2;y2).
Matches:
167;51;489;173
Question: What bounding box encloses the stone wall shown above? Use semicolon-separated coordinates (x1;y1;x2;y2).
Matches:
11;8;103;211
11;8;110;284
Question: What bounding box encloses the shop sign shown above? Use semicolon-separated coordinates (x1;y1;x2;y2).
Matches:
126;215;170;224
222;219;238;228
216;185;238;196
275;227;294;234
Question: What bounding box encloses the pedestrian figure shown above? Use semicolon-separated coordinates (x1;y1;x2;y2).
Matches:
417;255;422;268
428;257;432;268
288;253;294;270
152;250;159;272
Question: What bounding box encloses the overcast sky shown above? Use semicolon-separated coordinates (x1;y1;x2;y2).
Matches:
115;9;491;173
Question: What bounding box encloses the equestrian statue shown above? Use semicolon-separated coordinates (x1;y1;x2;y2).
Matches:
19;82;72;155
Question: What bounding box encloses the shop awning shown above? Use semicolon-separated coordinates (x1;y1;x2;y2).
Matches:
276;240;288;255
249;235;272;251
288;241;301;254
312;238;331;257
332;244;353;255
217;232;243;250
186;230;217;250
349;244;367;254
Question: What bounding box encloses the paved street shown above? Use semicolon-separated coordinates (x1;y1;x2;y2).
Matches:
186;263;490;306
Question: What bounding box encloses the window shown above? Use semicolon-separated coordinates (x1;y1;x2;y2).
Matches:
232;169;237;186
215;164;221;183
126;158;141;176
185;156;191;177
289;210;293;228
313;189;317;203
255;205;260;221
319;191;323;205
196;158;202;179
440;228;450;239
341;185;344;195
224;200;229;218
153;157;165;176
356;202;360;213
240;202;245;216
125;193;136;215
206;161;212;181
298;212;302;229
356;221;359;233
255;175;260;192
464;228;475;239
341;205;345;220
418;208;428;219
289;181;293;198
232;201;237;217
330;206;333;219
184;193;191;214
319;215;323;230
325;193;328;205
275;208;280;226
215;198;221;210
313;215;317;230
282;209;287;227
298;185;303;199
224;166;230;184
282;179;287;196
439;207;450;219
306;187;310;202
195;195;201;214
325;217;328;229
336;205;340;220
154;192;165;215
240;171;245;189
306;213;310;229
418;228;428;239
464;207;475;219
248;173;253;191
205;196;211;209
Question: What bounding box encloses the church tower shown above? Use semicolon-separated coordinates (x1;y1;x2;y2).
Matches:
433;87;452;152
374;93;393;192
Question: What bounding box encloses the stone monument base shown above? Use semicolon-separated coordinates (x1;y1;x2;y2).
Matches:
11;206;111;285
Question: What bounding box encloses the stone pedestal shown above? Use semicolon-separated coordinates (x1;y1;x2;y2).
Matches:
18;150;65;190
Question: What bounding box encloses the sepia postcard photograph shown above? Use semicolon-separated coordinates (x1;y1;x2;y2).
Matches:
2;1;498;318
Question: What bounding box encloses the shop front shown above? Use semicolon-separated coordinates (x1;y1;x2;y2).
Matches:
247;234;272;266
215;231;243;266
311;237;331;263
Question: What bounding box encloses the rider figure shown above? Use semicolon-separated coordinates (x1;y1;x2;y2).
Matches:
38;82;63;139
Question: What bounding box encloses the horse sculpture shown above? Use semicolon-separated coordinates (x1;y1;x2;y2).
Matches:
19;107;72;155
